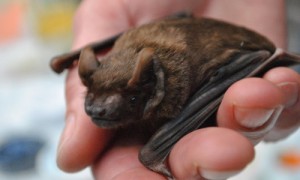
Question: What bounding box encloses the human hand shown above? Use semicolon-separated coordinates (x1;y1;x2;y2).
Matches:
57;0;300;179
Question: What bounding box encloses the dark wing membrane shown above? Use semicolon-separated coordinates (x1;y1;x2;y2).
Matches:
50;33;122;73
247;48;300;77
49;12;194;74
139;48;300;177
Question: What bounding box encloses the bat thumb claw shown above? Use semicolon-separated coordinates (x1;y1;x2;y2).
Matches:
149;163;174;179
139;149;174;178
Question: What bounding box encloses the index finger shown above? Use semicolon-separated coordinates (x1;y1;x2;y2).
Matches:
57;66;113;172
56;0;131;172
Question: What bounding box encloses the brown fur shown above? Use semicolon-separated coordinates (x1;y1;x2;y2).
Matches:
49;14;300;177
51;16;276;138
82;17;275;136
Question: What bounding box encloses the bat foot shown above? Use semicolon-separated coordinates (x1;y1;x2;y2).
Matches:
139;148;174;179
147;162;174;179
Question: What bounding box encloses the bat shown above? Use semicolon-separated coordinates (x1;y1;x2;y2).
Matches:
50;13;300;178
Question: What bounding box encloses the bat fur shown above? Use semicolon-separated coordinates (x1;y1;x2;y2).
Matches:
50;14;300;178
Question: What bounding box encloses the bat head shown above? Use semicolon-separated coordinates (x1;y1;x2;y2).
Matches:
78;47;165;128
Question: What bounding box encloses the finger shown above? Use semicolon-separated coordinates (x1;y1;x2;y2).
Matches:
92;143;166;180
122;0;206;25
169;127;254;180
262;67;300;141
72;0;130;49
57;0;131;172
217;78;285;144
201;0;286;48
57;67;113;172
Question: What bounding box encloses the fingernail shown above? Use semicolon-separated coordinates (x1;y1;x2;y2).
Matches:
57;114;76;160
234;107;275;128
277;82;299;108
238;106;283;144
200;169;240;180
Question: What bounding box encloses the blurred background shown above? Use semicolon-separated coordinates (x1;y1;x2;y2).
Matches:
0;0;92;179
0;0;299;180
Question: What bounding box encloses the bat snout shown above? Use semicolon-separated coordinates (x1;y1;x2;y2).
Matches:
86;105;119;120
88;107;107;118
84;93;126;128
87;106;122;128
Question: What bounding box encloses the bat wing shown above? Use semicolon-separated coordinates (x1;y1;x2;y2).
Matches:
50;34;121;73
49;12;192;74
139;48;300;178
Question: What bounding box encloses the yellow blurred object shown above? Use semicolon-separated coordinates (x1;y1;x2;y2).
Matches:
35;2;76;38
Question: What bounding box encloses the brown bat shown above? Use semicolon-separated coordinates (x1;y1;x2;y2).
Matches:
50;13;300;178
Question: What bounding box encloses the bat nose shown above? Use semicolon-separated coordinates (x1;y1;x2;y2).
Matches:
91;107;107;118
85;105;107;118
97;108;106;117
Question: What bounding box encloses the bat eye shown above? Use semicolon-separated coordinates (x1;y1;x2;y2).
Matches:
129;96;138;105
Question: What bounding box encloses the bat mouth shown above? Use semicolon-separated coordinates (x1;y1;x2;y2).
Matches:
91;117;122;128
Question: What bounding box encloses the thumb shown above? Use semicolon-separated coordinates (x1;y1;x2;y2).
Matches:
57;66;112;172
56;0;130;171
217;78;285;144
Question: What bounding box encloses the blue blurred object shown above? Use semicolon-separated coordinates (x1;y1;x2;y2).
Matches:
291;64;300;73
0;137;44;173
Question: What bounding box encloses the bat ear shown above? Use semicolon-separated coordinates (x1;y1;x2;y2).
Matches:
78;47;100;86
127;48;155;87
143;56;165;118
144;54;165;118
127;48;165;118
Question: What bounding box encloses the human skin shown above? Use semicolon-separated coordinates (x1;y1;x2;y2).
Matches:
57;0;300;179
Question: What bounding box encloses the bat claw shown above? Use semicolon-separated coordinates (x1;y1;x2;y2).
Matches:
139;147;174;179
148;162;174;179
